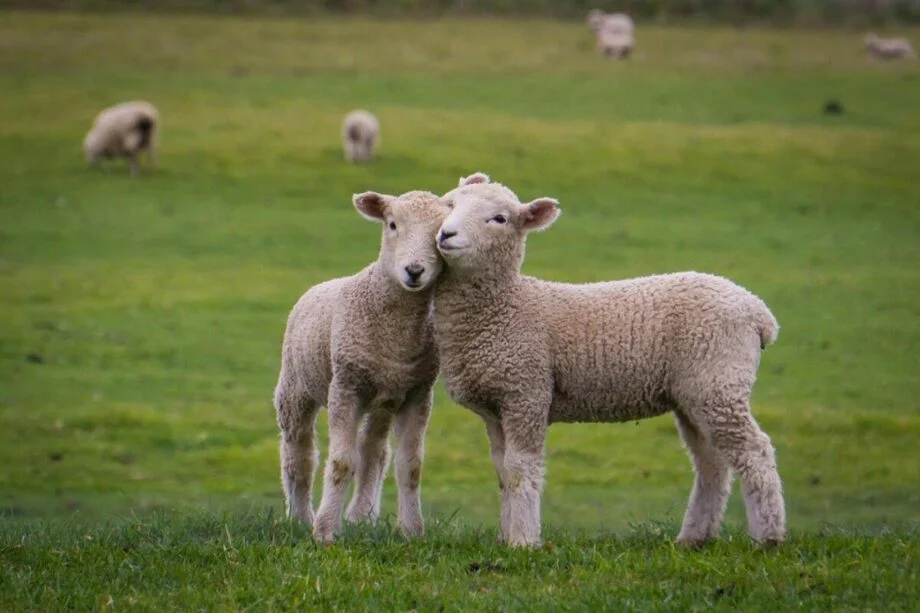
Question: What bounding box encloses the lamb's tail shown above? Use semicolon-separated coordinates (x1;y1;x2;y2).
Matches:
752;299;780;350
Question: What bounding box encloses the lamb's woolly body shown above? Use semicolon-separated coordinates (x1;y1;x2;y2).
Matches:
341;109;380;164
865;32;916;59
274;190;446;543
433;176;785;549
83;100;159;176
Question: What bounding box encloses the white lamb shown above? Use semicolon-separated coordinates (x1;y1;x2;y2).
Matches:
587;9;635;59
83;100;159;176
341;109;380;164
273;188;449;543
864;32;916;60
432;173;785;548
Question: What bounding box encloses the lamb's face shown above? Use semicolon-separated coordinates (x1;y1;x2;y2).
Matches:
437;184;561;272
354;190;449;292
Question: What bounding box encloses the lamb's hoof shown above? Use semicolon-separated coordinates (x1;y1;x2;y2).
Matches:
398;518;424;538
312;517;339;545
752;534;784;549
675;534;713;550
506;536;543;549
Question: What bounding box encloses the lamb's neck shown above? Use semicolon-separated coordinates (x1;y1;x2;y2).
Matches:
434;268;519;325
363;262;434;327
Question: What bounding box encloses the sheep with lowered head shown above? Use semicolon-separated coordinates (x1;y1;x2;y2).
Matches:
433;173;784;548
83;101;159;176
587;9;635;59
274;188;449;543
864;32;916;60
341;109;380;164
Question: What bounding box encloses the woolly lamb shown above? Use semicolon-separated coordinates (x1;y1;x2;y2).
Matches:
587;10;635;59
433;174;784;548
274;189;448;543
864;32;916;60
83;101;159;176
341;109;380;164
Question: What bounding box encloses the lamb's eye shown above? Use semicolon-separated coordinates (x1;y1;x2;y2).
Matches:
491;214;507;224
388;221;397;231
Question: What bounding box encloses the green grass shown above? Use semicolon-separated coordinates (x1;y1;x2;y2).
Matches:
1;11;918;609
2;511;918;611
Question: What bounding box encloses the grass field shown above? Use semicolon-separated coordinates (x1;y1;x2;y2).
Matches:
1;10;919;610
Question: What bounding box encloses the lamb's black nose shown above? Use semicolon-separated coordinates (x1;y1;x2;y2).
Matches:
438;229;457;242
405;264;424;282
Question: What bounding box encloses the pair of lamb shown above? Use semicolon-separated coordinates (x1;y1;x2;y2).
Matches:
83;103;380;176
587;9;635;59
274;173;785;548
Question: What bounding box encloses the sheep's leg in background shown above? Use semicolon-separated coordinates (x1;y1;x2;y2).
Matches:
314;382;363;543
392;386;433;537
699;404;785;545
275;380;320;527
483;418;507;541
499;398;548;548
128;153;141;177
674;411;732;547
345;410;393;524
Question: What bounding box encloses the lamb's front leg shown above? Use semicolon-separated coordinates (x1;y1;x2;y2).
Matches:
314;383;362;544
392;387;433;537
500;403;548;548
483;418;507;542
346;410;393;524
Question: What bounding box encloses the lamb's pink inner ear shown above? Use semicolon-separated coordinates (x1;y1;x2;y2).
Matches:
353;192;391;222
522;197;561;232
458;172;491;187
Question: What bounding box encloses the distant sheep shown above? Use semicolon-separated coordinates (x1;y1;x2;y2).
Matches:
587;9;635;59
341;109;380;164
274;189;448;543
864;32;916;60
433;173;785;548
83;101;159;176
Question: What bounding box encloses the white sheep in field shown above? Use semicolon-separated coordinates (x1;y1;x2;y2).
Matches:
587;9;635;59
83;101;159;176
274;189;449;543
432;173;785;548
341;109;380;164
864;32;916;60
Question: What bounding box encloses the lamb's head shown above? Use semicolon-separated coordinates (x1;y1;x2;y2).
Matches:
437;178;560;274
865;32;880;48
353;189;450;292
587;9;604;32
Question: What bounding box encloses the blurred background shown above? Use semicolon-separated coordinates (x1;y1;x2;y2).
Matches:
0;0;917;535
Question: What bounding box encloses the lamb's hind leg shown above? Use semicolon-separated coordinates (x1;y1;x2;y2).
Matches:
674;411;732;548
346;411;393;525
275;380;320;527
698;403;785;545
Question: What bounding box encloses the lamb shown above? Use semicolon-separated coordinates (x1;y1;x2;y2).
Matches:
432;173;784;548
864;32;916;60
83;101;159;176
587;9;635;59
273;188;449;543
341;109;380;164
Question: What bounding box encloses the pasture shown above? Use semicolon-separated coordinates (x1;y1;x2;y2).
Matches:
0;10;918;610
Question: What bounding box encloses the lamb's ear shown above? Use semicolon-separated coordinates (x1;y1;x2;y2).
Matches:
521;197;561;232
353;192;394;222
458;172;491;188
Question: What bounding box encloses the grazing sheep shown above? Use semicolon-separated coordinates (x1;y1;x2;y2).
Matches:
83;101;159;176
433;174;784;549
341;109;380;164
864;32;916;60
587;9;635;59
274;189;448;543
